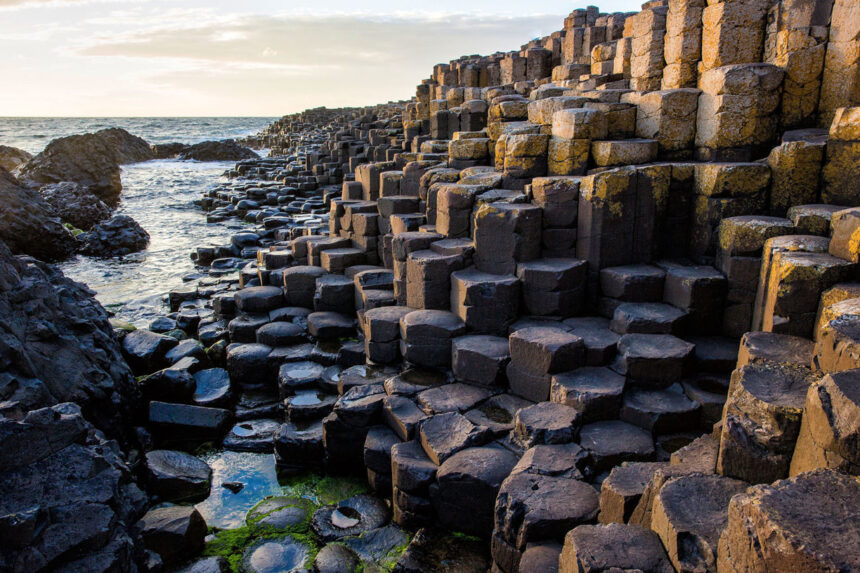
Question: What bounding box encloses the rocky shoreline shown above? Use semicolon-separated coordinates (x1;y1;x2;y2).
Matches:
2;0;860;572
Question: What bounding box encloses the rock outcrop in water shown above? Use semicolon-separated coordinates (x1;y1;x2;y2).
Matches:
0;168;76;261
79;214;151;257
40;181;111;231
178;139;259;162
0;145;33;173
19;127;154;206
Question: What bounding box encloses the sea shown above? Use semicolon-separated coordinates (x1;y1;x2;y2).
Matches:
0;117;277;326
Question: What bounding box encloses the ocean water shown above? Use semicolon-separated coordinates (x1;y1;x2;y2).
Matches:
0;117;275;155
0;117;277;325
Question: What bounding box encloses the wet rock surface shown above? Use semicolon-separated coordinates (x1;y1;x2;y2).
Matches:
78;214;150;257
5;2;860;569
179;140;259;162
0;169;76;261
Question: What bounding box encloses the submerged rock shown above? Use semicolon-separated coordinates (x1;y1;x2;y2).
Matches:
311;494;391;542
242;536;311;573
246;496;315;530
79;214;150;257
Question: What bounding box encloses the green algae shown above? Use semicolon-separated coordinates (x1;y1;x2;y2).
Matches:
200;472;369;572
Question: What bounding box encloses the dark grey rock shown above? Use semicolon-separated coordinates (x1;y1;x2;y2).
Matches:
79;214;150;257
144;449;212;502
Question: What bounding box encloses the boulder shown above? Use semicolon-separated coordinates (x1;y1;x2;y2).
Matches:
122;329;179;374
138;506;207;567
0;240;139;436
144;449;212;502
178;140;258;161
0;169;76;261
0;404;146;572
0;144;32;173
79;214;150;257
20;128;152;205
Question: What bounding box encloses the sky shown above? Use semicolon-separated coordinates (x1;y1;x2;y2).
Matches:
0;0;642;117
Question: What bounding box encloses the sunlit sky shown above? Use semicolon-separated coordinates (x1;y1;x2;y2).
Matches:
0;0;642;117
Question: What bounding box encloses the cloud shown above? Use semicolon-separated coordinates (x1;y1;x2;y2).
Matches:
0;0;143;9
75;12;561;70
2;9;567;115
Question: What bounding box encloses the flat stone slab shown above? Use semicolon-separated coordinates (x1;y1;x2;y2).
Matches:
145;449;212;502
383;395;428;441
513;402;582;447
578;420;655;472
620;386;701;435
383;367;449;396
559;523;674;573
511;442;593;481
465;393;534;438
610;302;687;335
419;411;493;464
613;334;695;387
718;469;860;573
551;366;625;423
563;316;621;365
223;418;280;452
416;383;494;414
736;331;814;368
652;473;748;573
495;472;599;551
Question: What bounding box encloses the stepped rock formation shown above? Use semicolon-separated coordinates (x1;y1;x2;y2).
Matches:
208;1;859;570
3;0;860;571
